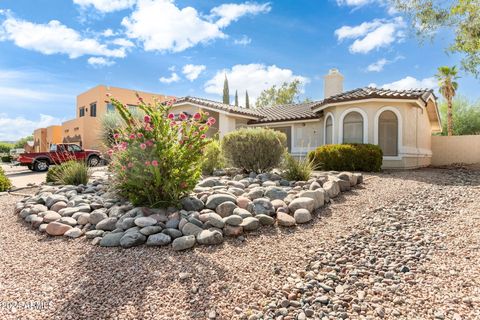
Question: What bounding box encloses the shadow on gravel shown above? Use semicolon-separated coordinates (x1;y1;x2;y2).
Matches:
49;244;228;319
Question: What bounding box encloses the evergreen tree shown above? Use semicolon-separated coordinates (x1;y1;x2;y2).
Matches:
223;74;230;104
234;90;239;106
245;90;250;109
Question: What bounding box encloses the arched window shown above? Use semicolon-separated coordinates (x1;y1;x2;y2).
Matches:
343;111;363;144
378;110;398;156
325;115;333;144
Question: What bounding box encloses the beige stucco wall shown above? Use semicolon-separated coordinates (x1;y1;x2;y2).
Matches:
431;135;480;166
45;125;62;150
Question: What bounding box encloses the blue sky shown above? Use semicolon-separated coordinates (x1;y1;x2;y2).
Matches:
0;0;478;140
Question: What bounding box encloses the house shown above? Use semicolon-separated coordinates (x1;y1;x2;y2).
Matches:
171;69;442;169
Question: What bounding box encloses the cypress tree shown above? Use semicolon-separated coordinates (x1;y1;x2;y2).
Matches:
245;90;250;109
223;74;230;104
234;90;239;106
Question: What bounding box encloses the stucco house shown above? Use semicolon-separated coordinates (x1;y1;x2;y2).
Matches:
172;69;442;169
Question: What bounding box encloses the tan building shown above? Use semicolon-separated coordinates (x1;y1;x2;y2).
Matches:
34;85;172;152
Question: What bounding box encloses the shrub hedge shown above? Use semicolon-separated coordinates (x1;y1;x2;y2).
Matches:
308;144;383;172
222;128;286;173
202;139;224;175
0;167;12;191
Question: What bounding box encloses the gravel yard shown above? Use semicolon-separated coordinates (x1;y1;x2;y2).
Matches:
0;167;479;320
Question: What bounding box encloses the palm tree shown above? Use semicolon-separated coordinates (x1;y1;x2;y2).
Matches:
436;66;459;136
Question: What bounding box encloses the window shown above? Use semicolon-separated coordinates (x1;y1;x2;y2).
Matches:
378;110;398;156
90;103;97;117
67;144;82;152
79;107;85;117
107;103;115;112
343;111;364;144
325;115;333;144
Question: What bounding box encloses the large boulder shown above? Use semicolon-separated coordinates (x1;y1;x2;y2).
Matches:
323;180;340;198
46;222;72;236
100;232;124;247
172;235;196;251
89;209;108;225
298;189;325;209
45;194;68;209
139;226;163;236
181;196;204;211
288;197;315;213
197;229;224;245
134;217;157;228
205;194;237;209
181;222;203;236
96;217;118;231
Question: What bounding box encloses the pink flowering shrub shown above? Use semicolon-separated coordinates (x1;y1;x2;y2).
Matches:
107;94;212;207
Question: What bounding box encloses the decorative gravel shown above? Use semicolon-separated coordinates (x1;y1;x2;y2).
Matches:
0;168;479;319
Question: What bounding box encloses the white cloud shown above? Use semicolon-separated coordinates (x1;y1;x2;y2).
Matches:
336;0;397;14
204;63;308;106
122;0;270;53
377;76;437;90
0;15;127;59
88;57;115;67
211;2;271;28
335;17;405;54
234;35;252;45
182;64;206;81
159;72;180;84
0;113;64;141
111;37;135;47
73;0;136;13
102;29;115;37
366;55;404;72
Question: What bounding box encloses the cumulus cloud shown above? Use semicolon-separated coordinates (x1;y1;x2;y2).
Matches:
204;64;308;106
374;76;437;90
234;35;252;45
73;0;136;13
182;64;206;81
0;13;128;59
159;72;180;84
335;17;405;54
366;56;403;72
0;113;64;141
121;0;270;53
88;57;115;67
336;0;397;14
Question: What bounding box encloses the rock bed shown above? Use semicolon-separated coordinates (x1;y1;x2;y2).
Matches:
239;169;480;320
14;171;363;250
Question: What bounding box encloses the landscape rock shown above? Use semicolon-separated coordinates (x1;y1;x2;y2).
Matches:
120;231;146;248
216;201;238;217
240;217;260;231
205;194;237;209
146;233;171;246
134;217;157;227
100;232;124;247
172;235;196;251
293;209;312;224
197;229;224;245
288;197;315;213
46;222;72;236
64;227;82;238
277;212;296;227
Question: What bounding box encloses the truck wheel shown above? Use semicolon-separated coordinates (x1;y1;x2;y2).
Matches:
33;160;49;172
27;164;33;171
87;155;100;167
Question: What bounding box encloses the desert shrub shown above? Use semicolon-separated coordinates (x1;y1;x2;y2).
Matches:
107;95;212;207
308;144;383;172
0;167;12;191
222;128;286;173
1;155;13;163
282;153;313;181
202;139;224;175
0;142;13;154
100;108;145;149
47;161;90;185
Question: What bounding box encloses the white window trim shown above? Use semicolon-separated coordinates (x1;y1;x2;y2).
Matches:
374;106;403;160
323;112;335;145
339;108;368;144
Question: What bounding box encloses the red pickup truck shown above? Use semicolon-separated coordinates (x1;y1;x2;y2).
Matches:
16;143;102;172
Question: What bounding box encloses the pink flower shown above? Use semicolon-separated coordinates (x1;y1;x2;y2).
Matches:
144;115;151;123
129;133;136;140
193;112;201;120
121;166;127;171
146;140;154;147
167;113;175;119
199;125;206;131
179;140;184;145
107;149;113;155
193;131;199;136
204;111;209;116
113;133;120;140
180;181;188;189
145;124;153;132
207;117;216;125
128;162;134;168
151;160;159;167
145;161;151;166
179;113;187;120
170;121;177;127
140;143;147;150
200;134;207;139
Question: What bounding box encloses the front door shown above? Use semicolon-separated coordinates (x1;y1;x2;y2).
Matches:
272;127;292;152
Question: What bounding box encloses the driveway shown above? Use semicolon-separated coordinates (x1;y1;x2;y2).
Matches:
1;164;108;189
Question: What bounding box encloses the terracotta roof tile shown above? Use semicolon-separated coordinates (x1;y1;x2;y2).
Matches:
174;96;260;117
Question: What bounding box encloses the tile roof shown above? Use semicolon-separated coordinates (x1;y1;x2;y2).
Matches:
249;101;322;124
174;96;261;117
317;87;435;108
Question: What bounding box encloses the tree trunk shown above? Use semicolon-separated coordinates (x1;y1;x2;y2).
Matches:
447;96;453;136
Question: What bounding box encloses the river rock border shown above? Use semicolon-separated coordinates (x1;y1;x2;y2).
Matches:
14;171;363;251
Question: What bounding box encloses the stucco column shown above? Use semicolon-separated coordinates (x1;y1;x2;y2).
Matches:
218;113;236;139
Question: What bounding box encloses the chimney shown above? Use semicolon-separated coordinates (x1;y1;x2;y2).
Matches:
324;68;344;98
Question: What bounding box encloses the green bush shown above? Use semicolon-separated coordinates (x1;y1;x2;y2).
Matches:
308;144;383;172
282;153;313;181
46;161;90;185
222;128;286;173
0;167;12;191
107;95;212;207
1;155;13;163
202;139;224;175
100;108;145;149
